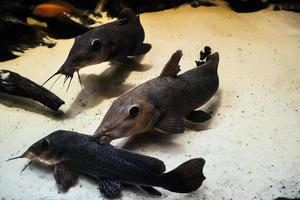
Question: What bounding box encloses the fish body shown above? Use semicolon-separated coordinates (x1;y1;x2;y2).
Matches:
43;8;151;86
95;50;219;141
33;1;73;17
11;130;206;197
137;61;218;116
33;1;97;27
63;12;144;71
0;70;64;110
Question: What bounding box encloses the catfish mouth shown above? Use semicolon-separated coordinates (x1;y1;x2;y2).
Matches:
94;125;123;143
95;123;139;143
94;129;115;143
41;65;83;91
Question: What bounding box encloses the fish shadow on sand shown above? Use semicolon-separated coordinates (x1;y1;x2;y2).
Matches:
120;90;222;152
0;93;65;120
66;58;152;118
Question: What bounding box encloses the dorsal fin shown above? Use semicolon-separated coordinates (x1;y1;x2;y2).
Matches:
116;18;129;25
160;50;183;77
116;8;137;25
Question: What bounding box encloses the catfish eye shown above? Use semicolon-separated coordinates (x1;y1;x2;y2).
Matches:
128;105;139;117
91;39;101;50
42;139;49;148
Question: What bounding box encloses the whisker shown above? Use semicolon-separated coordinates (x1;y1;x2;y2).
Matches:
66;76;73;92
42;71;60;86
6;155;23;161
76;71;84;94
49;74;63;90
20;161;32;174
63;75;69;87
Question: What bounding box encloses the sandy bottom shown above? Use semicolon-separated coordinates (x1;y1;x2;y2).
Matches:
0;3;299;200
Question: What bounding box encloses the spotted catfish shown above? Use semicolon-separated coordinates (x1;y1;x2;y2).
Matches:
8;130;206;198
95;49;219;142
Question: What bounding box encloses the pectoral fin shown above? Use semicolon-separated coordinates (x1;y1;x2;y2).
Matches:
185;110;211;123
131;43;152;56
98;177;122;198
139;186;162;196
155;114;184;134
53;164;78;191
160;50;183;77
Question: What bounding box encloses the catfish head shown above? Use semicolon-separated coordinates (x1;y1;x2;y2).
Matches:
42;32;114;89
94;94;160;142
7;131;80;166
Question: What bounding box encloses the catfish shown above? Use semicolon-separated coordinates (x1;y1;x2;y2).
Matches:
42;8;151;89
0;70;64;111
7;130;206;198
94;49;219;142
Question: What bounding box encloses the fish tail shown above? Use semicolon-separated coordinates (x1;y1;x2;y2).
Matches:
203;52;219;73
159;158;206;193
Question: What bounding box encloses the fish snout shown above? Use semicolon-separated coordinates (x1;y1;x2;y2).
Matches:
59;62;77;77
94;125;109;137
94;125;118;143
24;151;37;160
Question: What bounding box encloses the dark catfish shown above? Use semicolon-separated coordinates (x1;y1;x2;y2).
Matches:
0;70;64;111
8;130;206;198
94;49;219;142
42;8;151;88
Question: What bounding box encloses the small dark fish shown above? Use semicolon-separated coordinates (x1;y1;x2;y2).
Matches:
0;15;56;62
43;8;151;88
195;46;211;66
7;130;206;198
0;70;64;111
190;0;216;8
101;0;196;17
94;49;219;142
226;0;268;12
273;2;300;13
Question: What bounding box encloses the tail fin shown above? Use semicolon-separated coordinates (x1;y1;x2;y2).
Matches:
160;158;206;193
201;52;219;74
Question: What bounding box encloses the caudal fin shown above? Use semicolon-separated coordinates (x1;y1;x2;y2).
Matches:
202;52;219;73
160;158;206;193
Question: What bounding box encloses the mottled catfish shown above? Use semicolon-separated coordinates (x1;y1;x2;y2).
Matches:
42;8;151;88
94;49;219;142
7;131;206;198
